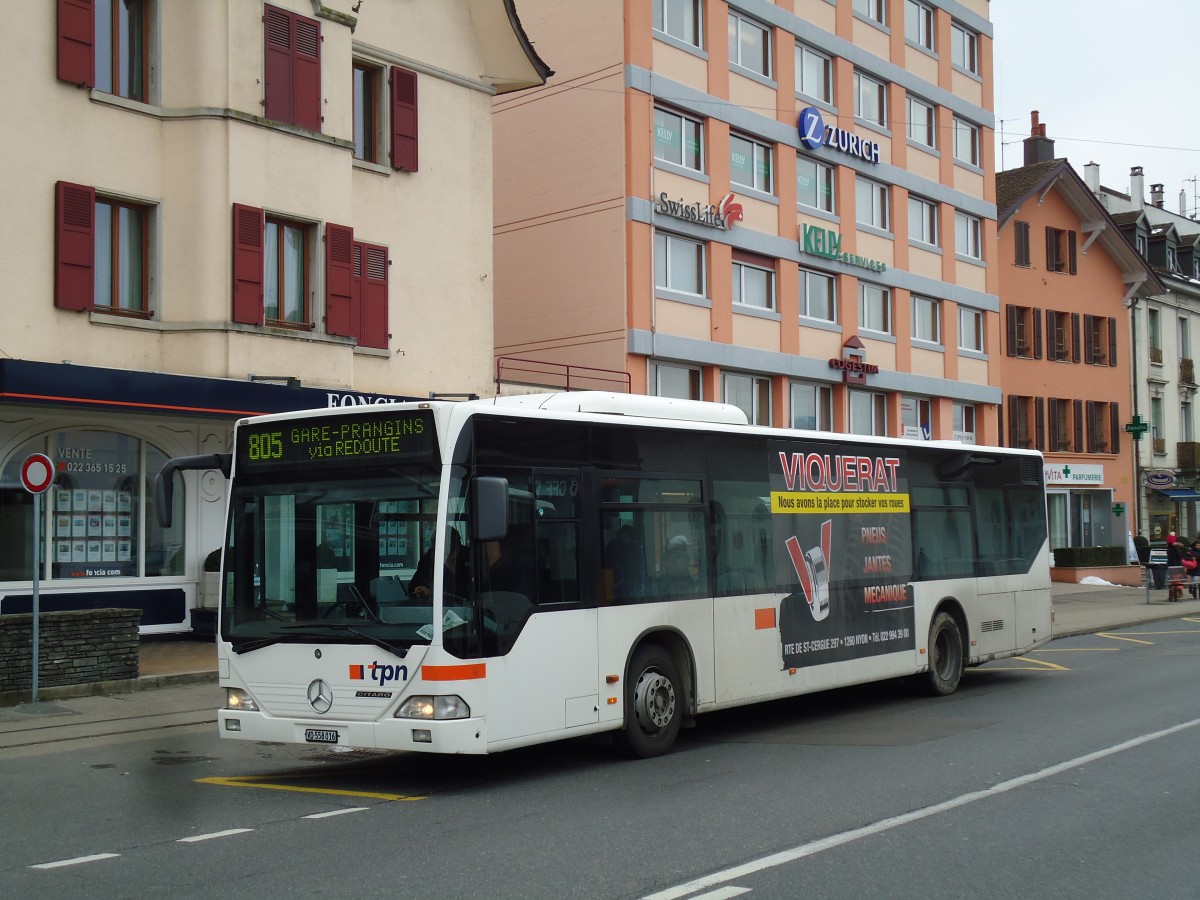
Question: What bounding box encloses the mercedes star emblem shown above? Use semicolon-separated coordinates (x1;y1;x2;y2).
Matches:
307;679;333;714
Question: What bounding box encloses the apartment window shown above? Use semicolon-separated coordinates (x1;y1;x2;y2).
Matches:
911;296;941;344
353;63;381;163
653;363;701;400
1007;395;1037;450
1086;401;1118;454
905;1;935;50
859;282;891;334
1148;307;1162;361
1047;309;1071;361
264;217;310;325
953;402;977;444
1084;315;1117;366
795;43;832;103
951;22;979;74
1183;399;1195;443
655;232;706;296
1181;315;1191;361
901;396;933;439
728;12;771;78
389;67;419;172
655;107;704;172
1151;396;1164;442
1136;232;1148;255
1045;227;1076;274
906;95;936;148
1048;398;1071;452
1006;305;1042;359
953;117;980;166
797;156;835;212
854;71;887;127
263;4;322;131
800;268;837;322
730;134;773;194
57;0;152;101
856;178;889;230
849;389;887;436
324;224;390;349
1014;220;1031;266
1167;246;1179;272
94;198;148;314
724;372;771;425
791;382;833;430
654;0;702;47
733;254;776;310
909;196;938;246
854;0;887;25
958;307;984;352
955;211;982;260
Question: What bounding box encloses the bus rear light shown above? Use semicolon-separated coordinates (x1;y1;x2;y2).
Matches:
226;688;258;712
395;695;470;720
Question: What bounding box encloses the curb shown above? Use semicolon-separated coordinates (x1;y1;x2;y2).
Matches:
0;671;218;709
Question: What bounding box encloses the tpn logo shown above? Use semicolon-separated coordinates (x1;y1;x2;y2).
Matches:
349;661;409;686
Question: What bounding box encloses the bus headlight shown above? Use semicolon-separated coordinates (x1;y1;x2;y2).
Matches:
225;688;259;712
395;695;470;720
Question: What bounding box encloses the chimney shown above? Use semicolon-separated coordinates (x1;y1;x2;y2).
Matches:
1084;161;1100;193
1023;110;1055;165
1151;183;1164;208
1183;190;1189;216
1130;166;1145;210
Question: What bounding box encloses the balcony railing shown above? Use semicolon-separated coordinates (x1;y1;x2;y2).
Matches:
1178;441;1200;470
1154;437;1167;455
1181;358;1196;385
1150;347;1163;365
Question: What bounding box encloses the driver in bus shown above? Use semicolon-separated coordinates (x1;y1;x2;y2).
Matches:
409;528;467;599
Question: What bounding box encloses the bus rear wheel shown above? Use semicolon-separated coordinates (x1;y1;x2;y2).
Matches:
925;611;964;696
615;644;682;758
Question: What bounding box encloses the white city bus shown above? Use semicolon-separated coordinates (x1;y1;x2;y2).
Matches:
158;392;1052;758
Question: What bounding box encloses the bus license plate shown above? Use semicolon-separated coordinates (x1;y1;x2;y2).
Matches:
305;729;339;744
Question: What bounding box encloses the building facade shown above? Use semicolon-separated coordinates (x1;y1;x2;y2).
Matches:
493;0;1001;446
0;0;548;631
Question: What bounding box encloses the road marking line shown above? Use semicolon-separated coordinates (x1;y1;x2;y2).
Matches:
304;807;370;819
1096;632;1154;645
178;828;254;843
692;888;751;899
642;716;1200;900
1031;648;1118;652
196;775;424;802
30;853;120;869
1010;656;1069;670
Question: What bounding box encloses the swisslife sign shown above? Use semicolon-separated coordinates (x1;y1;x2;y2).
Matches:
654;192;743;230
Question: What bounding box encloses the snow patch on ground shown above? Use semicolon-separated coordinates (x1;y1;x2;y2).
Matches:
1078;575;1117;586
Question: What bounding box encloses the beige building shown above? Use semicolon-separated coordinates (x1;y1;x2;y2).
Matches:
493;0;1000;443
0;0;548;631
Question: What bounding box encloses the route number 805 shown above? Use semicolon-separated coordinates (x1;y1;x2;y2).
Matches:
247;431;284;460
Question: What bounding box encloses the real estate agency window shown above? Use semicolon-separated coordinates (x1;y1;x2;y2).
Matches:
653;362;701;400
906;95;936;148
955;210;982;259
911;295;940;344
905;1;935;51
655;0;702;47
94;196;149;315
953;116;980;166
1046;227;1077;273
849;389;887;436
723;372;771;425
958;306;984;352
909;195;938;246
859;282;892;334
655;107;704;172
353;62;383;163
655;231;706;296
950;22;979;74
1014;220;1031;266
265;216;310;326
791;381;833;430
728;12;771;78
800;268;837;322
730;134;772;194
732;251;776;310
797;155;835;212
795;42;832;103
854;71;887;127
856;177;889;230
953;402;976;444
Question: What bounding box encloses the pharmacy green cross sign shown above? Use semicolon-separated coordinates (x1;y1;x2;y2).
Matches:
1124;415;1149;440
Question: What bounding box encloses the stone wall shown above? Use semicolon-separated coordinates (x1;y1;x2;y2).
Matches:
0;608;140;693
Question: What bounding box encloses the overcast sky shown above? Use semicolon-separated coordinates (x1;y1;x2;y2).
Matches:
990;0;1200;219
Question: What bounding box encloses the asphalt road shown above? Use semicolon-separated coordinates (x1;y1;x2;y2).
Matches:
3;617;1199;899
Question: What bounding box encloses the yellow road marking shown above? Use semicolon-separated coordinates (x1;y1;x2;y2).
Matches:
977;656;1069;672
196;775;425;802
1096;632;1154;645
1031;648;1117;652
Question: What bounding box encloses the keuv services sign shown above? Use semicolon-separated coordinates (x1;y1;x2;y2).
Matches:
802;224;888;273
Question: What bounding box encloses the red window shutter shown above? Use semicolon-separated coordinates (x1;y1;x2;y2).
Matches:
231;204;265;325
390;67;418;172
1032;307;1043;359
263;6;293;124
324;223;355;337
356;242;389;349
1108;317;1118;367
55;181;95;311
292;15;322;131
57;0;94;87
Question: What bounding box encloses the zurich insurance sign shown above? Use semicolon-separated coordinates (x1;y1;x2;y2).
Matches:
798;107;880;164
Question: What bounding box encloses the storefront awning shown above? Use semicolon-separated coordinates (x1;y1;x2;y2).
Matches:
0;359;418;419
1156;488;1200;502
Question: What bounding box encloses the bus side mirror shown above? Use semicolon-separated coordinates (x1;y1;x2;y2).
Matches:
155;453;232;528
470;476;509;542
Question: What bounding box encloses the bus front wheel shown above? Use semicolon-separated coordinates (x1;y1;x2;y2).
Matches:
925;611;964;696
615;644;682;758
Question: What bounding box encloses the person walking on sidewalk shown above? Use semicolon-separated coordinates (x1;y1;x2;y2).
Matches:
1166;533;1186;601
1188;538;1200;599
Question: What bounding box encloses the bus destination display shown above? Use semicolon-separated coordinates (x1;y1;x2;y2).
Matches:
238;410;435;471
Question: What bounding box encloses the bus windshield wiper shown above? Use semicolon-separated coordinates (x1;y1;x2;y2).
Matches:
275;622;411;656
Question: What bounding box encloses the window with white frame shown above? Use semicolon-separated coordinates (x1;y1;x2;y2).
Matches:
655;231;706;296
909;195;938;246
859;282;891;334
654;107;704;172
795;43;832;103
953;116;980;166
730;134;773;194
905;0;935;50
853;0;886;25
849;389;887;436
854;71;887;127
1180;315;1191;360
733;255;775;310
791;381;833;430
653;362;701;400
951;22;979;74
958;306;984;352
912;295;941;343
800;268;837;322
856;177;889;230
953;402;977;443
728;12;771;77
724;372;771;425
906;95;936;148
654;0;702;47
796;155;835;212
901;395;933;439
955;210;982;259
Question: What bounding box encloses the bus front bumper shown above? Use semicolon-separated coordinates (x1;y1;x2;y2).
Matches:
217;708;488;754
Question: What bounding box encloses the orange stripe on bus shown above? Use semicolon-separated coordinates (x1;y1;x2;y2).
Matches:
422;663;486;681
754;607;776;630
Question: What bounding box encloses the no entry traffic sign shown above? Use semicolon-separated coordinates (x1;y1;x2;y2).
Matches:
21;453;55;494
